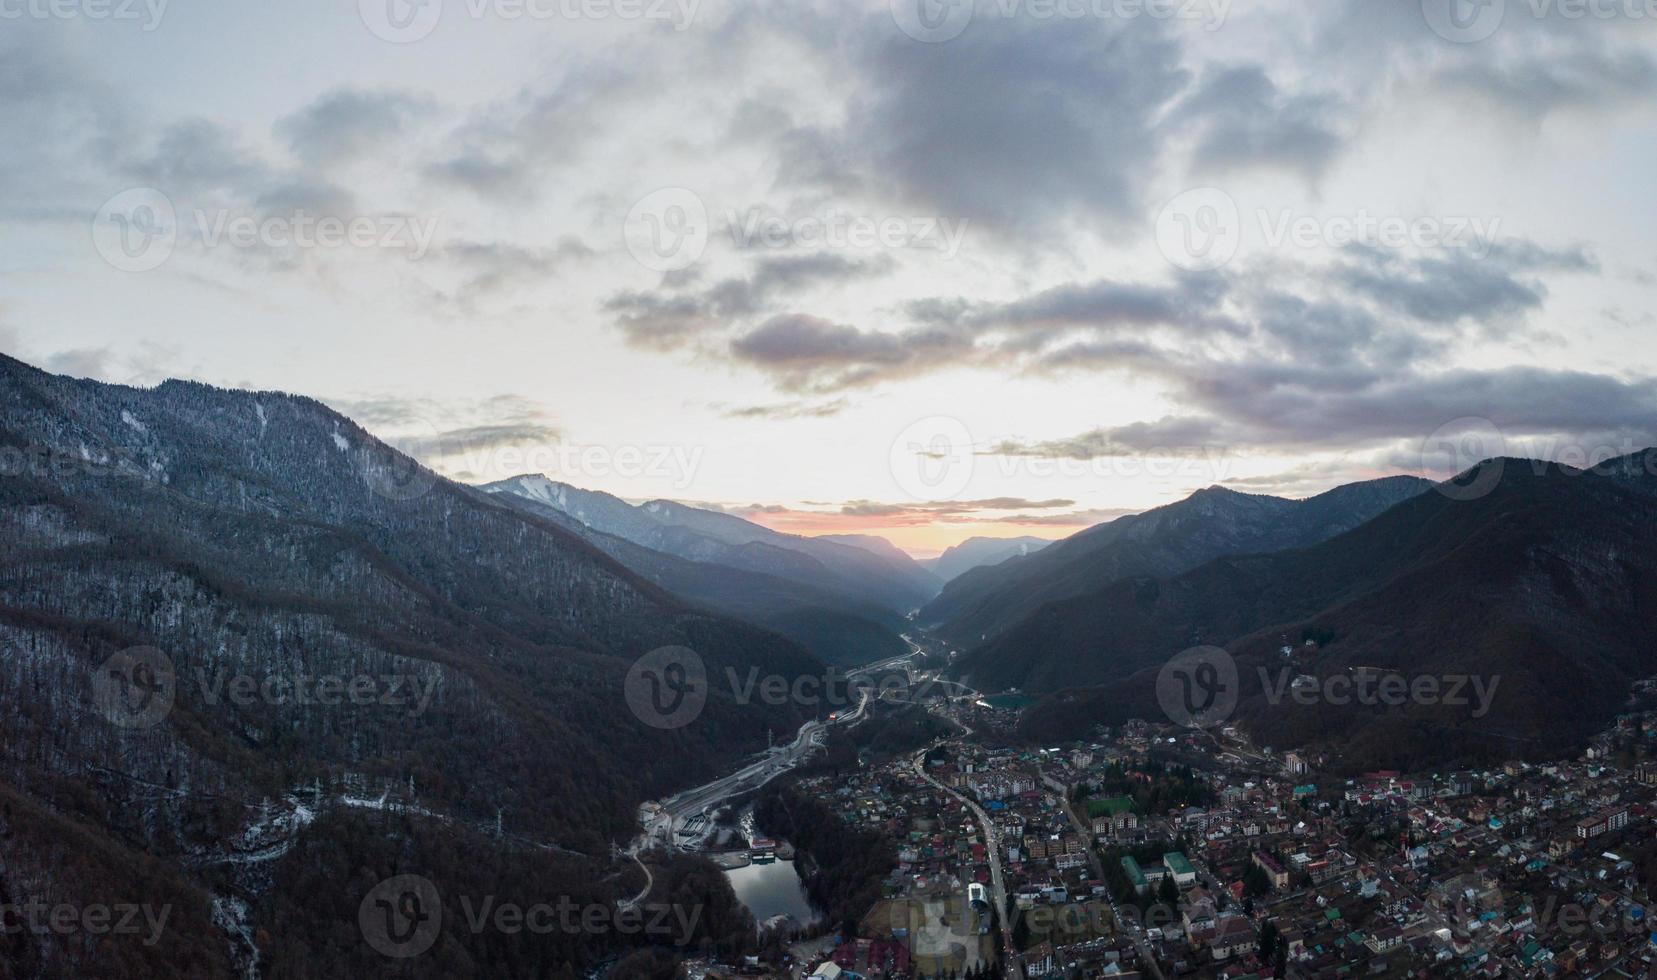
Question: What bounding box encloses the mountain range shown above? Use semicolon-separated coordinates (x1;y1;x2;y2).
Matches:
6;348;1657;974
919;535;1052;583
0;354;821;976
920;475;1433;648
963;455;1657;771
483;475;925;665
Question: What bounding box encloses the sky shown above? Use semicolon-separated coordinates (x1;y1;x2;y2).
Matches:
2;0;1655;556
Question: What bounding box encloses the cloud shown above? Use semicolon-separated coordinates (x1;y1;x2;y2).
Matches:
990;507;1141;527
419;58;643;202
325;393;562;461
699;234;1609;397
838;497;1074;518
759;7;1190;240
728;314;977;393
727;495;1097;533
717;397;850;420
425;237;596;314
608;254;893;351
127;118;271;200
276;89;432;168
1333;241;1595;325
1173;65;1347;183
990;416;1229;458
1013;365;1657;467
423;422;563;456
1436;46;1657;117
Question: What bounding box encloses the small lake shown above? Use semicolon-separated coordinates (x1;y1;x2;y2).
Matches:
724;859;821;928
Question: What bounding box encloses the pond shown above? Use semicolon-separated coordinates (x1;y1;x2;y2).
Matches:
723;858;821;929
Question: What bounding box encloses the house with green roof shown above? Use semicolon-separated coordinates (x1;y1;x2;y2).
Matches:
1120;856;1148;894
1163;852;1197;888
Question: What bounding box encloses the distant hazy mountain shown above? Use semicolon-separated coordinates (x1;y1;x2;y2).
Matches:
487;474;941;613
816;533;944;596
0;354;819;977
488;486;910;665
984;454;1657;771
920;535;1052;582
920;476;1432;646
